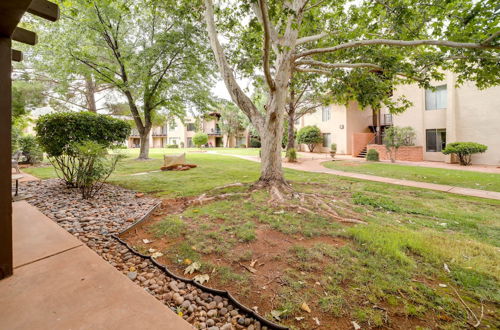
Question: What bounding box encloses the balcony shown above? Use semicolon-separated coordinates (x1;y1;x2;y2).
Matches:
207;129;222;136
152;130;167;137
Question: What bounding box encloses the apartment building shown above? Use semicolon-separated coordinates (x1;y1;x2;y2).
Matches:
297;72;500;165
127;113;250;149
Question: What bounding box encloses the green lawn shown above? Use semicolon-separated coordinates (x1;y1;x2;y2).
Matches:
23;149;500;328
322;160;500;192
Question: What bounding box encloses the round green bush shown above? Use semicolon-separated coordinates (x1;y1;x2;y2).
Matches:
442;142;487;166
35;111;131;157
296;126;322;152
366;148;379;161
193;132;208;148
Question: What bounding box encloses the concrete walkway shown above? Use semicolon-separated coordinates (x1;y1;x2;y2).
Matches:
0;201;192;330
216;153;500;201
296;152;500;174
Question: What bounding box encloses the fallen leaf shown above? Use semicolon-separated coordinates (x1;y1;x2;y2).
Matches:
129;266;136;272
295;317;304;321
438;283;448;288
250;259;258;268
148;248;156;253
193;274;209;284
443;263;450;273
352;321;361;330
271;310;285;321
301;302;311;313
151;252;163;258
142;239;151;244
313;317;320;325
184;261;201;274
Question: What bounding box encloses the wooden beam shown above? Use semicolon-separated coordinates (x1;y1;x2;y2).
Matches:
0;37;13;279
27;0;59;22
12;49;23;62
12;27;37;46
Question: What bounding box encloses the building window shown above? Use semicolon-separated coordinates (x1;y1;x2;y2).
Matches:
186;123;195;131
426;129;446;152
187;137;193;148
169;121;177;130
322;106;331;122
425;85;447;110
322;133;331;148
383;113;393;125
168;137;179;145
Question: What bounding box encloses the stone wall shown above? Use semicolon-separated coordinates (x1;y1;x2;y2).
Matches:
367;144;424;162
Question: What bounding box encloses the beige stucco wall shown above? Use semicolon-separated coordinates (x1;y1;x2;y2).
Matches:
454;82;500;165
383;72;500;165
297;104;348;154
346;102;372;154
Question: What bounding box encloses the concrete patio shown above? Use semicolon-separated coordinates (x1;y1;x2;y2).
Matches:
0;201;192;330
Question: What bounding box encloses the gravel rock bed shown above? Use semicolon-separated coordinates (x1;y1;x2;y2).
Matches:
22;179;267;330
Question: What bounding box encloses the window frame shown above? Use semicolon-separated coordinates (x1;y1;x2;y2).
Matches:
425;128;446;152
322;133;331;148
425;85;447;110
321;106;331;122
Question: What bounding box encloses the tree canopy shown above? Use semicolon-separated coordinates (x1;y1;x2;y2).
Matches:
203;0;499;193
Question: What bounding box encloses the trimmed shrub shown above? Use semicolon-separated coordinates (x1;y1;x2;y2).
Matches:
330;143;337;152
167;144;179;148
179;142;185;148
74;141;125;199
239;144;246;148
193;132;208;148
35;112;130;186
36;112;131;157
366;149;379;161
442;142;487;166
296;125;322;152
286;148;297;162
18;135;43;164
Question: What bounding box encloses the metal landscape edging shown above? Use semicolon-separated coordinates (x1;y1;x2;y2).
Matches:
112;201;289;330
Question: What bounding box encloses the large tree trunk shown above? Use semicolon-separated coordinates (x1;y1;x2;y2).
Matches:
84;75;97;113
138;128;151;159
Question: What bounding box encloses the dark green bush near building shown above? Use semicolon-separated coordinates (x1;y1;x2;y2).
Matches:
442;142;487;166
193;132;208;148
366;149;380;161
250;137;261;148
167;144;179;148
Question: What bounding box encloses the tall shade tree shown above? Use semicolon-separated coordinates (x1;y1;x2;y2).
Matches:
203;0;499;199
62;0;214;159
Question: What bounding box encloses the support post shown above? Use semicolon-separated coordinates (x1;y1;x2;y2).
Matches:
0;36;13;279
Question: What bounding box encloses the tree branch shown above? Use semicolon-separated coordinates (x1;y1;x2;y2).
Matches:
296;59;383;70
203;0;264;131
258;0;276;91
296;32;328;45
296;38;500;58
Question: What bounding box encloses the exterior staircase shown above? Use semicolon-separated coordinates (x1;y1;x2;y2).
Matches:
357;146;368;158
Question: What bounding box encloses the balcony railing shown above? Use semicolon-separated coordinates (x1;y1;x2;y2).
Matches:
207;129;222;136
152;130;167;136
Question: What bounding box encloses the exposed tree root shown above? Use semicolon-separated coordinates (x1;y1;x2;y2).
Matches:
210;182;246;191
188;179;366;225
191;192;251;205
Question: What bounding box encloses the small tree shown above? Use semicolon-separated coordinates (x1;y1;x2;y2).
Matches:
296;126;322;152
18;135;43;165
383;126;416;163
35;112;130;186
193;132;208;149
442;142;487;166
